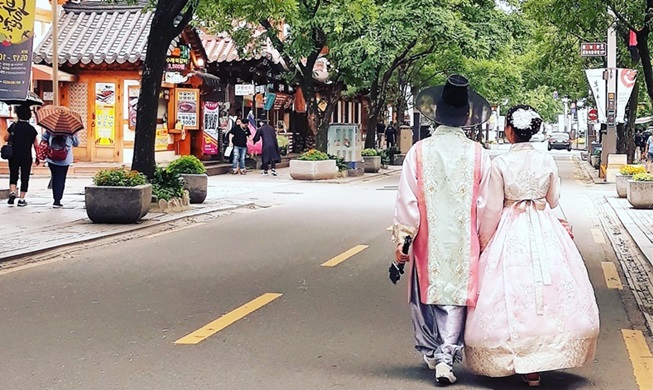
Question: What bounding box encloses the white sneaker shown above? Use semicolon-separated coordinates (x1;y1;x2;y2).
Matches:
435;362;457;385
423;355;437;370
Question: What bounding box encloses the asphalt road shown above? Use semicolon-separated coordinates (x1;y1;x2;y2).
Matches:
0;149;649;390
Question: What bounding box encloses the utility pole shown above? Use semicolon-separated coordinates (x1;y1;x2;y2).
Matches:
602;10;617;179
51;0;59;106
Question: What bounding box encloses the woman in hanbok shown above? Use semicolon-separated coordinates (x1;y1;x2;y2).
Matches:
464;105;600;387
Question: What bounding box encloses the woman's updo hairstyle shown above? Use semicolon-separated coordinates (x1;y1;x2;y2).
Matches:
506;104;543;142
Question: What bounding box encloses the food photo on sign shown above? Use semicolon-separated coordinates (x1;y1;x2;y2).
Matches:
175;89;199;129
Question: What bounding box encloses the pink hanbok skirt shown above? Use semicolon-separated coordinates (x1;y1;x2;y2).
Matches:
464;205;600;376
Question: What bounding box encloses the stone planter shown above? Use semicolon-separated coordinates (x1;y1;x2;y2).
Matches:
180;173;208;204
627;180;653;209
289;159;337;180
363;156;381;173
85;184;152;223
615;174;632;198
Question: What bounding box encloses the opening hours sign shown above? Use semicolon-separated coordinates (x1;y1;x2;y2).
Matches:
581;43;606;57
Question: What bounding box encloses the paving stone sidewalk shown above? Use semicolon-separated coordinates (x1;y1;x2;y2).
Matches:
0;166;400;262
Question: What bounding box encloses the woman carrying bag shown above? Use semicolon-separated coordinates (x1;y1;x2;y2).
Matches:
3;105;40;207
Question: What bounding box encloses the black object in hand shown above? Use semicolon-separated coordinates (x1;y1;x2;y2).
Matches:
389;236;412;284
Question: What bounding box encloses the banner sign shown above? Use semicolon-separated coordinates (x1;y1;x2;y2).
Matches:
95;83;116;145
617;68;637;123
0;0;37;101
202;101;220;155
585;69;607;123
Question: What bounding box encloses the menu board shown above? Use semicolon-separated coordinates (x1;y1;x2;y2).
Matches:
175;88;199;129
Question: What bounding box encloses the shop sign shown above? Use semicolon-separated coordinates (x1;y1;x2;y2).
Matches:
0;0;37;101
203;101;220;155
235;84;255;96
166;45;190;72
155;127;168;151
128;85;139;130
175;88;199;129
95;83;116;146
164;71;189;85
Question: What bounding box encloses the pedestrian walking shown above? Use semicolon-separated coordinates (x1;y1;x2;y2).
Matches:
385;122;397;149
646;132;653;173
226;118;250;174
253;121;281;176
3;105;40;207
464;105;600;387
41;130;79;208
392;74;493;386
634;130;644;162
376;121;386;148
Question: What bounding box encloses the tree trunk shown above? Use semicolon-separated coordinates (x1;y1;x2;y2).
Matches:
131;0;192;178
364;78;381;149
619;80;638;163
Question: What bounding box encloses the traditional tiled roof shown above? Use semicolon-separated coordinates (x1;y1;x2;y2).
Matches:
200;30;283;65
33;0;180;67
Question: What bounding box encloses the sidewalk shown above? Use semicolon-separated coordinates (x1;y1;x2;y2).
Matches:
0;166;400;263
606;195;653;269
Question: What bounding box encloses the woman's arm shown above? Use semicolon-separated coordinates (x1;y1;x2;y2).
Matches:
72;135;80;147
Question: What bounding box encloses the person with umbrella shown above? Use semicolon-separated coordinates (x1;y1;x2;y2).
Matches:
3;105;40;207
35;105;83;208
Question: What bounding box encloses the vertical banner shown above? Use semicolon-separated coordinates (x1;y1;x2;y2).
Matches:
585;69;607;123
128;85;139;130
0;0;37;101
95;83;116;145
617;68;637;123
202;101;220;155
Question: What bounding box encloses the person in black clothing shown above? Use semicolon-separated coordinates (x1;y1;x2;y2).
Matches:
376;122;386;148
254;121;281;176
227;118;250;174
385;122;397;149
3;105;40;207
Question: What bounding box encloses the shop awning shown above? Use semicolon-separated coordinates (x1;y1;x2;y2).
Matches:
190;71;221;87
635;116;653;125
32;64;78;83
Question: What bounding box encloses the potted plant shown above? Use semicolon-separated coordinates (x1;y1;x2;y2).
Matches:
361;148;381;173
150;166;188;212
616;165;646;198
627;173;653;209
289;149;337;180
86;167;152;223
277;135;289;156
167;155;208;204
590;149;601;169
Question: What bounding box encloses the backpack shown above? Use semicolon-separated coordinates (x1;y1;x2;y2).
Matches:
47;135;69;161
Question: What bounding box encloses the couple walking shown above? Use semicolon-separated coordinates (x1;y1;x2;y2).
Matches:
392;75;599;386
226;118;280;176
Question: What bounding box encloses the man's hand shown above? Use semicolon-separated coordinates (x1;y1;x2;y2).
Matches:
34;159;40;167
395;243;410;263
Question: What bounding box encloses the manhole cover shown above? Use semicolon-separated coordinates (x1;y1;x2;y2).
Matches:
272;192;304;195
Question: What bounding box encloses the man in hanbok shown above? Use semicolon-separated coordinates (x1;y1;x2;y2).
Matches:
392;75;492;385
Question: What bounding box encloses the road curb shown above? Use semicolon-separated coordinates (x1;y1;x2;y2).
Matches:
575;156;606;184
0;201;255;264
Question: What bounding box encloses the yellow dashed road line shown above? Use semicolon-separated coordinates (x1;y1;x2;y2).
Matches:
174;293;283;345
622;329;653;390
591;228;606;244
321;245;369;267
601;262;623;290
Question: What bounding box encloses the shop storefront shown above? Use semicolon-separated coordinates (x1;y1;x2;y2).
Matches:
31;0;207;163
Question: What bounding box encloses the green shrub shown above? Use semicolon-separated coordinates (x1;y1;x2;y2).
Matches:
619;165;646;176
92;167;147;187
633;172;653;181
361;148;379;156
150;167;185;201
167;155;206;175
298;149;329;161
328;154;349;171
